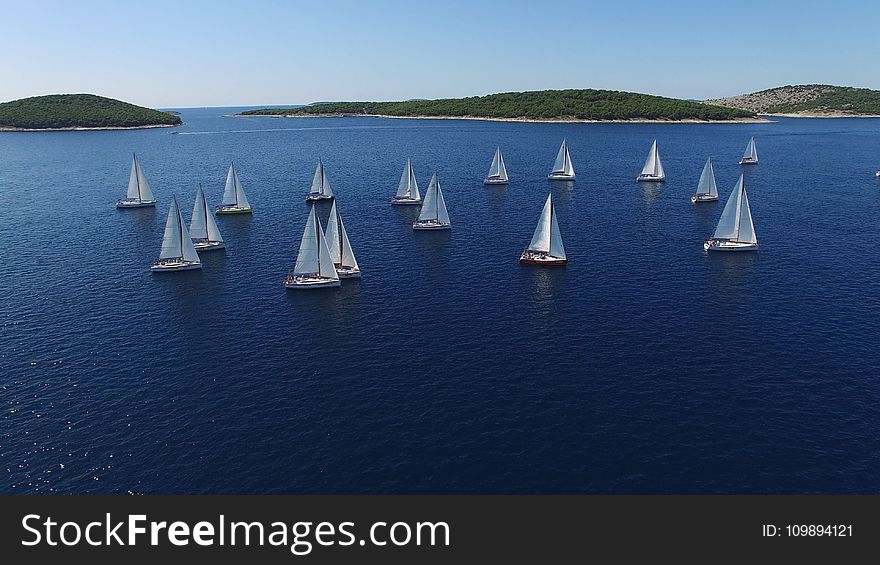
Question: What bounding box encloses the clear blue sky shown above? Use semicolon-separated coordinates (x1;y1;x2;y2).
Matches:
1;0;877;108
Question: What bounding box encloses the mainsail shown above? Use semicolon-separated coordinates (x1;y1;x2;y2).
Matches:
396;159;420;199
418;173;450;224
325;201;359;269
713;175;757;244
696;158;718;197
528;194;566;259
309;160;334;198
190;187;224;242
552;140;575;176
221;163;250;208
294;206;338;277
127;154;154;201
640;140;665;178
488;147;509;181
742;137;758;162
159;196;200;262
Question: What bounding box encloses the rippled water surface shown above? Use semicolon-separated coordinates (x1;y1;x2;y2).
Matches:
2;110;879;493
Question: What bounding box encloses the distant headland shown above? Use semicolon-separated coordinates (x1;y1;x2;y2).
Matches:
0;94;182;131
704;85;880;118
236;89;764;123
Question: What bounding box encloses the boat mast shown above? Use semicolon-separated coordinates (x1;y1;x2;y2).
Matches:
134;154;142;200
176;201;184;259
231;162;238;206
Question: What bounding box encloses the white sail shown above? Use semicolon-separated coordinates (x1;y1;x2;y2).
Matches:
396;159;420;198
737;183;757;244
742;137;758;162
498;149;509;180
640;140;664;177
309;161;327;196
552;140;572;174
160;196;200;262
714;175;747;240
562;144;574;176
221;163;250;208
321;167;334;198
529;195;551;252
190;187;223;242
294;207;321;275
436;178;450;225
488;147;509;181
127;154;155;201
325;201;342;263
418;173;450;224
325;201;359;269
696;158;718;197
528;193;565;258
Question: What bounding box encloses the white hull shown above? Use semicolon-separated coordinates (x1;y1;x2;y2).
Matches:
739;158;758;165
704;239;758;252
215;205;252;215
193;240;226;251
283;275;341;289
483;177;509;185
548;173;575;181
637;174;665;182
306;194;334;202
391;197;422;205
691;194;719;203
116;199;156;208
520;250;567;266
875;171;880;177
413;220;450;231
336;265;361;279
151;260;201;272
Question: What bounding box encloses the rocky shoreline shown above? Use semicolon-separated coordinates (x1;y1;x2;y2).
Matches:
0;123;179;132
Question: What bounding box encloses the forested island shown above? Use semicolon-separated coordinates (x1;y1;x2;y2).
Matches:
239;89;758;122
0;94;182;130
705;85;880;117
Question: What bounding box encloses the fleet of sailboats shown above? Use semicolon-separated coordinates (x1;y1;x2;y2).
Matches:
151;196;202;272
548;139;575;180
484;147;509;185
190;185;225;251
704;174;758;252
325;201;361;278
216;163;252;214
391;159;421;205
116;154;157;208
691;158;719;203
284;205;341;289
305;160;335;202
520;194;567;266
413;173;451;230
739;137;758;165
126;136;771;277
636;140;666;182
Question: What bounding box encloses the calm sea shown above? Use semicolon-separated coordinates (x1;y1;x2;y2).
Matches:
2;109;879;494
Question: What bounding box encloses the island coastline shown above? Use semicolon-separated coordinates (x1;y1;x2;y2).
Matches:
0;123;180;132
229;113;770;124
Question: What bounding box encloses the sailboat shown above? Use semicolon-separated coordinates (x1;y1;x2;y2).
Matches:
284;205;341;289
324;201;361;278
704;174;758;252
116;153;157;208
547;140;575;180
305;159;335;202
390;159;421;205
691;158;719;203
216;163;252;214
483;147;509;185
636;140;665;182
739;137;758;165
413;173;451;230
520;193;567;265
151;196;202;271
190;185;225;251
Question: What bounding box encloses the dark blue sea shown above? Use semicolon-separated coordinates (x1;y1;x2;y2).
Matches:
2;110;879;494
